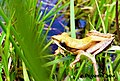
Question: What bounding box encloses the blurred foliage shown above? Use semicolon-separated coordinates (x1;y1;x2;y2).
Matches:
0;0;120;81
0;0;69;81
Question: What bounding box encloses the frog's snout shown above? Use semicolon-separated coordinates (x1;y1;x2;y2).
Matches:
51;35;62;41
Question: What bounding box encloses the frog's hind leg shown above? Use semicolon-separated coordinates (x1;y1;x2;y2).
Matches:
86;30;114;38
86;38;114;56
93;38;114;56
70;50;100;81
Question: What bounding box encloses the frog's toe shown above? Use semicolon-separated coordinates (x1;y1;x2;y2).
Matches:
70;63;75;68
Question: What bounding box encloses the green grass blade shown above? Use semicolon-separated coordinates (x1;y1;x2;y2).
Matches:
70;0;76;38
22;61;30;81
40;40;53;54
50;56;59;80
42;1;70;21
75;60;85;80
43;56;72;67
95;0;106;33
104;7;109;32
116;72;120;81
40;14;56;47
0;63;3;81
2;14;12;81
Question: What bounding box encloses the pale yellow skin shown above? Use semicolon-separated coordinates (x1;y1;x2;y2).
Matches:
52;30;114;67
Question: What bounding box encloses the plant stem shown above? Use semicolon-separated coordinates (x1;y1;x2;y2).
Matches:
70;0;76;38
75;60;85;80
95;0;106;33
116;0;120;43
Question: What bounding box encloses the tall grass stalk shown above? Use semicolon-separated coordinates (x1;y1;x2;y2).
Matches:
2;12;15;81
75;60;85;80
94;0;106;33
70;0;76;38
22;61;30;81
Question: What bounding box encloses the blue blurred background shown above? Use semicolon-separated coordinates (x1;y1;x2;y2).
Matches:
38;0;86;53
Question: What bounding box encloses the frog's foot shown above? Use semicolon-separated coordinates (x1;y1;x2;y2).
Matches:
70;50;84;68
54;47;65;56
70;54;81;68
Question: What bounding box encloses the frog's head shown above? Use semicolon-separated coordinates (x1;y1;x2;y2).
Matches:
51;32;69;42
51;32;70;51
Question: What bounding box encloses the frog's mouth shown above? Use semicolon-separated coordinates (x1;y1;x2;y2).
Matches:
52;39;68;52
52;39;78;53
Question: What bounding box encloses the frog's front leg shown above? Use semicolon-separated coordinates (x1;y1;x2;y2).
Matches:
70;50;96;68
70;50;88;68
54;47;67;56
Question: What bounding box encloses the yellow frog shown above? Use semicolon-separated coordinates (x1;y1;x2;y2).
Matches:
52;30;114;67
52;30;114;81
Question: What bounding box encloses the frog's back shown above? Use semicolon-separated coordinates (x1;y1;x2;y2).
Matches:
64;36;95;50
